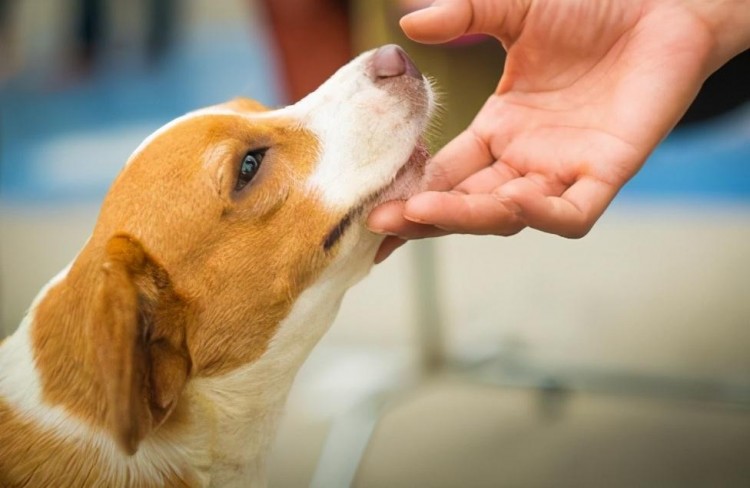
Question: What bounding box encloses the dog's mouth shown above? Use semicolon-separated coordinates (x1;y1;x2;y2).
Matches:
321;140;429;251
319;44;434;252
372;139;430;207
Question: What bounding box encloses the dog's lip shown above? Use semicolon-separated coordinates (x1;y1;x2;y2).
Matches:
369;139;429;207
321;141;428;250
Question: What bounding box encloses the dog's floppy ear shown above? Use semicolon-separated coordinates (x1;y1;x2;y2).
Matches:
91;234;191;455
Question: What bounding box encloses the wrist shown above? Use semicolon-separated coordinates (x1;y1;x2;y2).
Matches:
684;0;750;74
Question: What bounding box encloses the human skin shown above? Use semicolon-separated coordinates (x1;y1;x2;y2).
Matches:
368;0;750;262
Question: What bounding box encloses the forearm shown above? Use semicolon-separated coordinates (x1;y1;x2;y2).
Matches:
685;0;750;74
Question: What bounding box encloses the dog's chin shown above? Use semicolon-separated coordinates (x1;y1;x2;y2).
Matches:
334;139;427;245
371;140;429;208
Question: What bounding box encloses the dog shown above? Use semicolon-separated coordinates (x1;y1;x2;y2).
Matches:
0;44;434;487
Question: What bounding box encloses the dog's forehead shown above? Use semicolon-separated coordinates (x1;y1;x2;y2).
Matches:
95;101;323;248
126;97;281;163
127;109;249;165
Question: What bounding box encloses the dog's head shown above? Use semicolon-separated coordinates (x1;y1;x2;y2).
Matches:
82;45;434;453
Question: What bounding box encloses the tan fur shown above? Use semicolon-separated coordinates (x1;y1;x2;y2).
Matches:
1;44;433;483
4;99;350;484
30;234;192;453
96;109;337;375
0;399;202;487
92;234;192;454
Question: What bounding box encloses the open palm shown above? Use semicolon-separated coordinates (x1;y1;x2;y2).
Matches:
369;0;730;258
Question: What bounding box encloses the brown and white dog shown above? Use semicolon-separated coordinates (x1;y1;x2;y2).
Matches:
0;45;434;487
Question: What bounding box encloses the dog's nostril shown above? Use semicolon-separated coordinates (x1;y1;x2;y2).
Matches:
371;44;422;80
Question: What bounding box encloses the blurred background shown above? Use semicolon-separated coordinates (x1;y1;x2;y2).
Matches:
1;0;749;486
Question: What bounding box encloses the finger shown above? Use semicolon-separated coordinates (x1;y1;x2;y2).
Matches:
453;161;520;194
425;128;495;191
400;0;531;44
497;176;619;238
368;200;451;239
400;0;474;44
375;237;406;264
404;190;526;235
367;200;408;234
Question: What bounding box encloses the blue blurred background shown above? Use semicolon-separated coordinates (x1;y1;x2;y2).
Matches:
0;0;280;203
1;1;749;486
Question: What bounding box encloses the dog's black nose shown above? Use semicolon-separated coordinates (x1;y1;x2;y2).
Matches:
371;44;422;80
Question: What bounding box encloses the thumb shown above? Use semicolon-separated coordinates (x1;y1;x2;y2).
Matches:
400;0;530;44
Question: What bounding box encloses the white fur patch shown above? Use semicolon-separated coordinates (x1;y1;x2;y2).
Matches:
0;265;209;486
188;234;379;486
0;263;71;414
1;46;434;487
290;49;435;210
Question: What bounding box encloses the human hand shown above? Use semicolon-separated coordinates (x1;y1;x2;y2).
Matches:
369;0;750;262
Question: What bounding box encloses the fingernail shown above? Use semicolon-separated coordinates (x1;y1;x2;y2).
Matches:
367;226;398;236
403;214;428;224
406;0;438;11
401;1;438;19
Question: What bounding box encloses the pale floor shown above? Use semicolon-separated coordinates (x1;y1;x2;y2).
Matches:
352;380;750;488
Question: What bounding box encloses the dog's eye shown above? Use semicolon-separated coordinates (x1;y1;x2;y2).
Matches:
235;150;265;191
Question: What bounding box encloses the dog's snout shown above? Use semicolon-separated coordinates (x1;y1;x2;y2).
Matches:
371;44;422;80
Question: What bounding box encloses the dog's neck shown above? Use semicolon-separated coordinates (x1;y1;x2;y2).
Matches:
0;241;374;486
